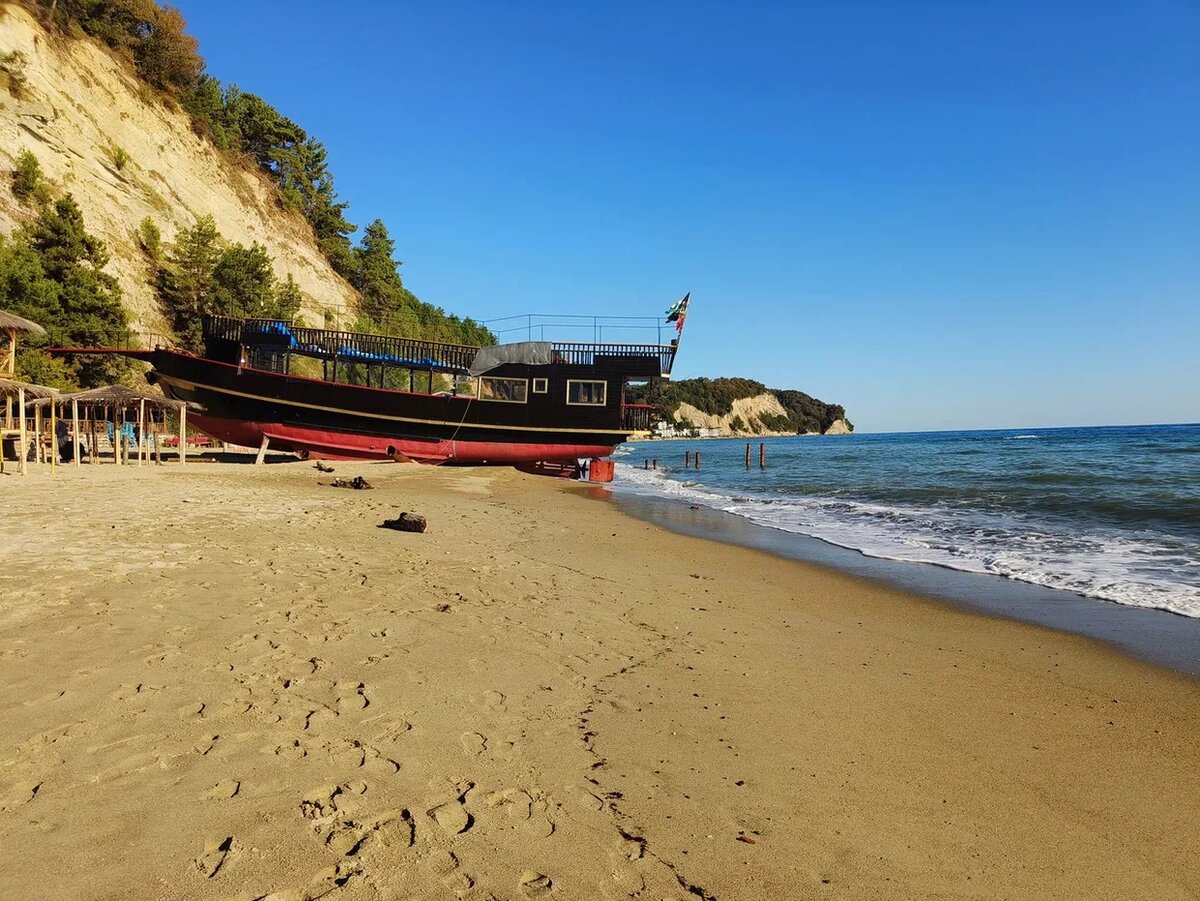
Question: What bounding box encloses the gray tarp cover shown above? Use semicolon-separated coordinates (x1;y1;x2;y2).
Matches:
468;341;554;375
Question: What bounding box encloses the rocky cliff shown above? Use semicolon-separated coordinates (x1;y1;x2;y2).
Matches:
0;3;356;339
631;376;852;436
674;393;793;437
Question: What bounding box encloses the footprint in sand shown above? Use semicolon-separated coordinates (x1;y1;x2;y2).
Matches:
178;702;206;721
256;860;362;901
460;732;487;756
324;809;415;857
336;682;369;711
483;691;507;712
428;801;472;835
519;871;553;897
199;779;240;801
0;781;42;812
194;835;234;878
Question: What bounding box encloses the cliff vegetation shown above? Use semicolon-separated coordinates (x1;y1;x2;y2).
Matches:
2;0;492;363
629;377;852;436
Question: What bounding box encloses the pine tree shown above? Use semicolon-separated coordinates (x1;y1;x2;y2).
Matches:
159;215;221;351
354;219;407;327
275;273;303;322
0;195;131;387
212;242;276;319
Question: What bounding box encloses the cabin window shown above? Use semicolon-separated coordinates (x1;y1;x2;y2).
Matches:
567;379;607;406
479;376;528;403
532;378;548;394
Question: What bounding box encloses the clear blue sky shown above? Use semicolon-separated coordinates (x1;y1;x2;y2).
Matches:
176;0;1198;432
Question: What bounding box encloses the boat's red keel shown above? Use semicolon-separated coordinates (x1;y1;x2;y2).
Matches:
190;415;616;466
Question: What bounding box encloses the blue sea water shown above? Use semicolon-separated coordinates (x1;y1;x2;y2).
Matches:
615;424;1200;618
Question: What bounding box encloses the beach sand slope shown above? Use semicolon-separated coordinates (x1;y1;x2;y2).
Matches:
0;463;1197;900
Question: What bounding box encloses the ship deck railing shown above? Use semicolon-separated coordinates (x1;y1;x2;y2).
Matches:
202;315;679;376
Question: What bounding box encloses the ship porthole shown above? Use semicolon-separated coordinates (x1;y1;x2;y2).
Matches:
386;446;398;458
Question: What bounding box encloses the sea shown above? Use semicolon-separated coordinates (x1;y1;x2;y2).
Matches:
614;424;1200;621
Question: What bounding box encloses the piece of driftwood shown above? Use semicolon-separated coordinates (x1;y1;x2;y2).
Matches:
314;460;335;473
329;476;372;489
380;512;427;533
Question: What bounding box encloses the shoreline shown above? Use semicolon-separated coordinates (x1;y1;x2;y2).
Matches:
1;461;1197;899
608;488;1200;679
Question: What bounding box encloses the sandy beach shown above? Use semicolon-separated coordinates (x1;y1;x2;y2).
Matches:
1;461;1198;901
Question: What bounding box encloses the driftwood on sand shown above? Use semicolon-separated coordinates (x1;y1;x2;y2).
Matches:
314;461;335;473
328;476;372;490
380;512;427;533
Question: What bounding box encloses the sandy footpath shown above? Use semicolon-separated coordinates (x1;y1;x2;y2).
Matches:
0;460;1198;901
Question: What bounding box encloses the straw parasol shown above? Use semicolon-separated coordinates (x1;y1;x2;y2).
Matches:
1;310;47;378
0;377;59;400
31;384;188;469
0;377;58;476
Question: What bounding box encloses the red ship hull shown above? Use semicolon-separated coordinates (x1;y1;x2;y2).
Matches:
191;414;617;464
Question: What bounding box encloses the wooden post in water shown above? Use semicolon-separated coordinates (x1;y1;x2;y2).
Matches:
644;459;649;470
745;442;751;469
685;450;691;468
652;458;657;470
760;442;766;469
695;452;701;469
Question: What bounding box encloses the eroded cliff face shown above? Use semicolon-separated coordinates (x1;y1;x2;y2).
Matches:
0;4;356;339
672;394;853;436
674;393;792;437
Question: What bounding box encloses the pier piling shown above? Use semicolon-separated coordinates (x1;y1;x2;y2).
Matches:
760;442;766;469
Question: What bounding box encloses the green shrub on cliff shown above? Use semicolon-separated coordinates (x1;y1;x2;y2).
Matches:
11;149;45;204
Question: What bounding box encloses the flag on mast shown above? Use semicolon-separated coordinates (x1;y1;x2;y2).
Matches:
665;292;691;333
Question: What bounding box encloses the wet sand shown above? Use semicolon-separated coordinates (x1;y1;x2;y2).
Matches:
1;461;1197;900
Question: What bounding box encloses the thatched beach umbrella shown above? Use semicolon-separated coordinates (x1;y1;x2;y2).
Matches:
1;310;47;378
33;384;188;468
0;377;58;476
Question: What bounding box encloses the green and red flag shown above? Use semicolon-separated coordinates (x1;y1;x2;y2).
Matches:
665;293;691;332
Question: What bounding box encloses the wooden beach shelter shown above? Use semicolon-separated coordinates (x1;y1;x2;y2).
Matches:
29;384;188;468
1;310;46;378
0;378;59;476
0;311;53;475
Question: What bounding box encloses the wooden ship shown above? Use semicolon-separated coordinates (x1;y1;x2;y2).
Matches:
65;311;682;468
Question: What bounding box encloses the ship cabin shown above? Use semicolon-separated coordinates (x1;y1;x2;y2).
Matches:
199;315;674;434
